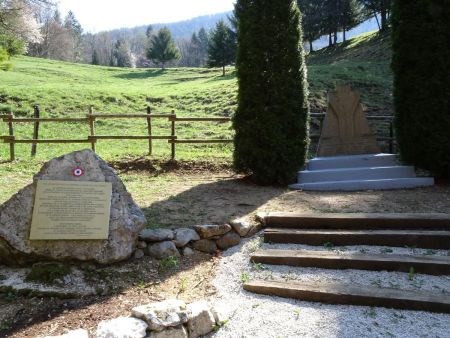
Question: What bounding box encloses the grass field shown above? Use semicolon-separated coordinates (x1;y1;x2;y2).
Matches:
0;30;392;192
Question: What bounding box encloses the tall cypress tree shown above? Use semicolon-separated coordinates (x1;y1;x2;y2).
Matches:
233;0;309;185
392;0;450;178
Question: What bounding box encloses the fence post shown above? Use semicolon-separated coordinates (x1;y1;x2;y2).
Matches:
171;110;176;160
146;106;152;155
7;112;15;161
88;106;96;152
31;105;40;156
389;119;394;154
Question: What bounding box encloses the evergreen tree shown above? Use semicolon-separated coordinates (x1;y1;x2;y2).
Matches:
340;0;364;41
392;0;450;178
233;0;309;185
113;39;133;67
197;28;209;66
297;0;324;51
91;49;99;65
147;27;180;69
358;0;391;31
207;20;236;76
64;10;83;61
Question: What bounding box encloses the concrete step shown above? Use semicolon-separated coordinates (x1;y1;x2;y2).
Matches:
264;228;450;249
307;153;397;171
243;280;450;313
251;249;450;275
289;177;434;191
298;166;416;183
262;212;450;230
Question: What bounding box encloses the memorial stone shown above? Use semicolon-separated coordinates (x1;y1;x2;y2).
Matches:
317;85;380;156
0;149;147;266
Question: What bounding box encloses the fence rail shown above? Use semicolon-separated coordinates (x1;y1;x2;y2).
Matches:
0;107;395;162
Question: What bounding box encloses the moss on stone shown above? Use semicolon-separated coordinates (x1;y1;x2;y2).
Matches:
25;262;71;285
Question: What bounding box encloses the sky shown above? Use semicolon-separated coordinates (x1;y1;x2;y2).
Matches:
57;0;236;33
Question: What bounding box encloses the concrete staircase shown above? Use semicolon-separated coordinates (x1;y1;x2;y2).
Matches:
289;153;434;191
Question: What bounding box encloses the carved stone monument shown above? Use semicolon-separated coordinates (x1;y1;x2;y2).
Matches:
0;149;147;266
317;85;380;156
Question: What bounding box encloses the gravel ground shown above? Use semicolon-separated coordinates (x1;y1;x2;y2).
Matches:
209;236;450;338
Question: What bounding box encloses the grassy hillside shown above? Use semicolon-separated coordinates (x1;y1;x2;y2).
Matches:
0;30;392;164
307;31;392;113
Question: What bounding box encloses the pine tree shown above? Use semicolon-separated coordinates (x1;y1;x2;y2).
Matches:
113;39;133;67
392;0;450;178
233;0;309;185
147;27;180;69
358;0;391;31
297;0;324;51
91;49;100;65
207;20;236;76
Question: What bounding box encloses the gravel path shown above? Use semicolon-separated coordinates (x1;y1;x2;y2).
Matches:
209;235;450;338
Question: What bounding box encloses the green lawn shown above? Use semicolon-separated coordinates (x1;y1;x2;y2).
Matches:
0;30;393;198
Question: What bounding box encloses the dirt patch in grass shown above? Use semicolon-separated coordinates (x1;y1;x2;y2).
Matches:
110;157;233;175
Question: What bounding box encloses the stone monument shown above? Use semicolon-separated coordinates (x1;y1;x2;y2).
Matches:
317;85;380;156
289;85;434;191
0;149;147;266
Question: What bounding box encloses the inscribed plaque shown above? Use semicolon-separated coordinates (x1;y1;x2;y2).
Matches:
29;180;112;240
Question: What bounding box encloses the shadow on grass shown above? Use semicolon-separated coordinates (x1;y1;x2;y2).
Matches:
114;69;165;80
142;175;285;228
206;73;236;82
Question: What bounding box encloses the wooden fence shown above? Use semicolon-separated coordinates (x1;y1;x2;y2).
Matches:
0;107;394;162
0;106;233;161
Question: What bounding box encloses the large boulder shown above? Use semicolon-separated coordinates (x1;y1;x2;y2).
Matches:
0;150;147;266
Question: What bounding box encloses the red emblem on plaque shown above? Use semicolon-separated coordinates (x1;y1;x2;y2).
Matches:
72;167;84;177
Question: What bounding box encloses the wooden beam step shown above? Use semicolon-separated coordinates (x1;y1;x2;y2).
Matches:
263;213;450;230
264;228;450;249
243;280;450;313
251;249;450;275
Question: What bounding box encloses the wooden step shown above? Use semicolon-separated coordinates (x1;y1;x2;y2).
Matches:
264;228;450;249
251;249;450;275
262;213;450;230
243;280;450;313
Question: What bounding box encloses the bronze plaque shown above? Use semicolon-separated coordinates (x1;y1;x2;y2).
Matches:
30;180;112;240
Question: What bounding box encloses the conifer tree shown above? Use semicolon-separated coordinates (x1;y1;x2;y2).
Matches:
392;0;450;177
233;0;309;185
147;27;180;69
207;20;236;76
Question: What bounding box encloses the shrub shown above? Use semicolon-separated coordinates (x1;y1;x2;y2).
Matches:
391;1;450;177
233;0;310;185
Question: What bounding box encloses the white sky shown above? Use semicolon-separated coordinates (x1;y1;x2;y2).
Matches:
57;0;235;33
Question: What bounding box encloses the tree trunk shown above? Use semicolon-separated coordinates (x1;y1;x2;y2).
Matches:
381;8;388;31
333;30;338;45
309;40;313;53
374;12;381;30
343;28;346;42
328;33;332;47
222;65;225;76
